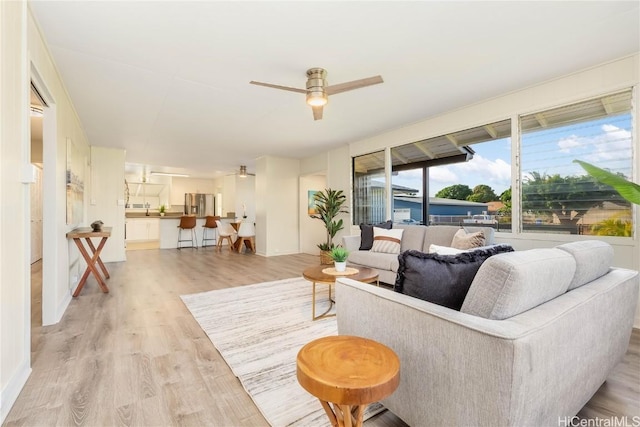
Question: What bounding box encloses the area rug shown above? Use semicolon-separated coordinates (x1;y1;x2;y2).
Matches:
181;277;384;426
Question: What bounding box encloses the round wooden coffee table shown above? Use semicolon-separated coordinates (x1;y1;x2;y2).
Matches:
302;265;378;321
297;335;400;427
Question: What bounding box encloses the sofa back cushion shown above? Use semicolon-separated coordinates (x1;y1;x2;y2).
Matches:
555;240;613;290
394;224;427;251
460;248;576;320
394;244;514;310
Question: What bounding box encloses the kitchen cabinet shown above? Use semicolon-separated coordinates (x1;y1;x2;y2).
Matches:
126;218;160;242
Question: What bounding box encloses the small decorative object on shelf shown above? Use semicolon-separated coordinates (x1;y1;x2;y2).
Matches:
329;246;349;272
159;204;166;216
91;220;104;232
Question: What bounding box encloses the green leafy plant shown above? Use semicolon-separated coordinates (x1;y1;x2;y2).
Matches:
329;246;349;262
574;160;640;205
310;188;348;251
159;204;166;213
590;212;633;237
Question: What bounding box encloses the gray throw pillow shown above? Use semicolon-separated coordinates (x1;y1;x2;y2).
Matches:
359;220;393;250
394;244;514;310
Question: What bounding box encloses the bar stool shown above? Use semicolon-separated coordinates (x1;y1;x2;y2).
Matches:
202;215;220;247
237;221;256;253
177;215;197;249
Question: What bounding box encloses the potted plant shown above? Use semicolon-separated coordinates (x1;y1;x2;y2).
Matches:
159;205;166;216
310;188;348;264
574;160;640;205
329;246;349;272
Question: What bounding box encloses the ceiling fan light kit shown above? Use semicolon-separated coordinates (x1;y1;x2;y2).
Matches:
239;165;248;178
250;67;383;120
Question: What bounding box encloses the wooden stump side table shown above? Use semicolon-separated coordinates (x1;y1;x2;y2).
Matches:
296;335;400;427
302;265;379;321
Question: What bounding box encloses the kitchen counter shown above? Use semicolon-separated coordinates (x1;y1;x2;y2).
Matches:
126;212;182;219
125;212;237;220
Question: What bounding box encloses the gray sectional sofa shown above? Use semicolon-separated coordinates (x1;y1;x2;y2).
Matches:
342;224;496;284
336;240;639;427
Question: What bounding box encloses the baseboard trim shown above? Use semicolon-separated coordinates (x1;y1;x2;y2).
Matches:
1;360;31;423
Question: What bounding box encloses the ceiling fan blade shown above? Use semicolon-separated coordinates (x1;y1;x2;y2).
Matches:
249;81;307;94
312;106;323;121
325;75;384;95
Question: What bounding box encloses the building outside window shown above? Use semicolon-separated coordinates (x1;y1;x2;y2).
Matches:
387;119;511;229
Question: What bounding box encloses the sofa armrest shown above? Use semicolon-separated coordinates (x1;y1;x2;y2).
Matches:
342;235;361;252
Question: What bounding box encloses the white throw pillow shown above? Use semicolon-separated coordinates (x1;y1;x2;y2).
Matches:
371;227;404;254
428;244;466;255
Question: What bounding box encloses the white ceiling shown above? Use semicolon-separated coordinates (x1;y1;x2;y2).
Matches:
29;1;639;179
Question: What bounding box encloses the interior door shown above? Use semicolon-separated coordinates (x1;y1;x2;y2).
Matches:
30;165;43;263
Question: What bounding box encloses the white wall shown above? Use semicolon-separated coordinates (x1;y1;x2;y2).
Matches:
256;156;300;256
169;176;216;206
28;4;91;327
1;5;94;421
235;175;255;221
299;175;327;255
299;152;329;255
326;145;352;247
1;2;31;422
88;147;126;263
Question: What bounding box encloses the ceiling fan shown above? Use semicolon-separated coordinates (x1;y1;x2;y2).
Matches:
250;68;384;120
226;166;255;178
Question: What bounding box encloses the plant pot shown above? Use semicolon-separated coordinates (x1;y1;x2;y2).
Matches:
320;250;333;265
334;261;347;272
160;212;165;216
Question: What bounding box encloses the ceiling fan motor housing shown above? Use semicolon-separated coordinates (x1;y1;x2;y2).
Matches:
306;68;328;106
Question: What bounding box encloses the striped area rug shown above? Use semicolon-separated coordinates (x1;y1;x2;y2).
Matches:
181;277;384;426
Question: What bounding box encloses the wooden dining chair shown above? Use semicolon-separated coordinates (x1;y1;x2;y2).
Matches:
237;221;256;253
215;220;237;252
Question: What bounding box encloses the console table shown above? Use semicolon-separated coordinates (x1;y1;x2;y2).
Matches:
66;227;112;297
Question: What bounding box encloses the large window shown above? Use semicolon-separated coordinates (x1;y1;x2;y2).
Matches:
353;151;386;225
387;119;511;229
520;90;633;236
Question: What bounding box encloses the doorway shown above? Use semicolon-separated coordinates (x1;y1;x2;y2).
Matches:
30;86;45;356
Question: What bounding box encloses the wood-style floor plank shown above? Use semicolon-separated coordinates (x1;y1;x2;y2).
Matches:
4;250;638;426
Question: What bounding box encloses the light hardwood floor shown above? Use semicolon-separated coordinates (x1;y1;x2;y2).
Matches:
5;249;639;426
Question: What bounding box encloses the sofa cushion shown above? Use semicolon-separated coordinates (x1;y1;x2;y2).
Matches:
461;248;576;320
371;228;404;254
359;220;393;250
348;250;397;271
556;240;613;290
451;228;485;250
395;224;428;251
394;244;515;310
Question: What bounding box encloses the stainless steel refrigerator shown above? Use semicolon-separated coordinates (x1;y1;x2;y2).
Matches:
184;193;215;217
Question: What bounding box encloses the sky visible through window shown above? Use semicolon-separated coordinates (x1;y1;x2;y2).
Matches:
392;114;632;198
